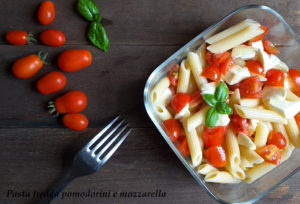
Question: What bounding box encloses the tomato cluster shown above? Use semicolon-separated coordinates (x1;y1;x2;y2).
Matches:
7;1;92;131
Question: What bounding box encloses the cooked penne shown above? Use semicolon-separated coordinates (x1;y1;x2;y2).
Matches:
285;117;300;148
239;99;260;107
240;146;264;164
234;104;288;124
225;162;245;180
177;60;191;93
187;105;210;131
151;77;170;104
197;163;217;175
264;122;273;131
281;144;295;162
156;88;172;107
240;156;254;171
254;122;269;149
229;89;240;107
205;171;241;184
245;162;276;183
226;128;241;169
286;89;300;101
187;74;198;95
154;104;172;121
195;43;207;68
238;132;256;150
187;52;207;89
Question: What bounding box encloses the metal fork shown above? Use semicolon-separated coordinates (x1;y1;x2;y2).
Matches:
37;116;131;204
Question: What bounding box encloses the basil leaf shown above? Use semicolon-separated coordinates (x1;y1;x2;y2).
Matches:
216;102;233;115
203;94;218;107
215;82;229;102
77;0;99;22
205;108;219;128
88;22;109;52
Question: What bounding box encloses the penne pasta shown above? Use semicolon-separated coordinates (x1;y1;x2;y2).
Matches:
205;171;241;184
254;122;269;149
187;105;210;131
187;73;198;95
177;60;191;93
245;162;276;183
240;146;264;164
240;156;254;171
197;163;217;175
154;104;172;121
239;99;260;107
225;162;246;180
156;88;172;107
226;128;241;169
285;117;300;148
195;43;207;68
238;132;256;150
286;89;300;101
187;52;207;89
151;77;170;104
229;89;240;107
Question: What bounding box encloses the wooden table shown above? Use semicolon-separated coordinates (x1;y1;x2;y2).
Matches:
1;0;300;203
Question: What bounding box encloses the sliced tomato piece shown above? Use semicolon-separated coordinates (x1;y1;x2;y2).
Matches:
267;131;287;149
168;64;180;87
220;57;235;75
231;110;249;135
256;145;281;165
202;126;227;148
163;119;181;142
246;60;264;76
206;50;230;66
265;69;285;87
239;76;263;99
288;69;300;86
204;146;227;168
251;25;269;42
295;112;300;126
189;91;203;109
263;39;280;55
202;64;221;82
177;136;190;157
171;93;190;113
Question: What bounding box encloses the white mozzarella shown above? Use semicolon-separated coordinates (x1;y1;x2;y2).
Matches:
223;65;251;85
268;98;300;119
232;45;256;60
251;40;264;51
201;82;217;95
215;114;230;126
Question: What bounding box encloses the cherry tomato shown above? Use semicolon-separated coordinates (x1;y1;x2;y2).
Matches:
246;60;264;76
220;57;235;75
168;64;179;87
58;49;92;72
295;112;300;126
206;50;230;66
37;1;55;25
204;146;227;168
288;69;300;86
263;39;280;55
40;29;66;47
251;25;269;42
256;145;281;165
202;64;221;82
50;90;87;114
265;69;285;87
189;91;203;110
177;136;190;157
171;93;190;113
37;72;66;95
202;126;227;148
267;131;287;149
62;113;88;131
239;76;263;99
231;111;249;135
6;30;36;45
12;51;47;79
163;119;181;142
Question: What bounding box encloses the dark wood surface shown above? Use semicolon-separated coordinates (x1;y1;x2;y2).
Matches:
1;0;300;203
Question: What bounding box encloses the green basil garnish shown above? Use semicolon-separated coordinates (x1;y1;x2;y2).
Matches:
77;0;99;22
215;81;229;102
205;107;219;128
203;94;218;107
88;22;109;52
216;102;233;115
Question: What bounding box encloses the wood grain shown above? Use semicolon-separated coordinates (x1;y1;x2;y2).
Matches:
1;0;300;204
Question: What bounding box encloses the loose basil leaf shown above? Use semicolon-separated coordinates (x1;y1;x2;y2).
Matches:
215;82;229;102
203;94;218;107
216;102;233;115
205;107;219;128
88;22;109;52
77;0;99;22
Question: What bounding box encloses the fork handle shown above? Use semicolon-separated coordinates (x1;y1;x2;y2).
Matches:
36;170;77;204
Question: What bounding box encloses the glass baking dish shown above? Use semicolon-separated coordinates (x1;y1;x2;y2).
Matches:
143;4;300;204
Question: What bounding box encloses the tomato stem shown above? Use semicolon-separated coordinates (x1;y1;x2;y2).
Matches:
38;50;48;65
27;32;37;44
47;101;59;118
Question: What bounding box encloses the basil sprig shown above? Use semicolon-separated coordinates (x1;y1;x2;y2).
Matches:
77;0;109;52
204;82;233;127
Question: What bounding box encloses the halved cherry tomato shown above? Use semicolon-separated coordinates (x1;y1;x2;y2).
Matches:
163;119;181;142
12;51;47;79
220;57;235;75
171;93;190;113
204;146;227;168
246;60;264;76
202;64;221;82
263;39;280;55
49;90;87;114
62;113;88;131
239;76;263;99
267;131;287;149
177;136;190;157
40;29;66;47
256;145;281;165
295;112;300;126
251;25;269;42
168;64;179;87
37;1;55;25
288;69;300;86
189;91;203;109
202;126;227;148
265;69;285;87
206;50;230;65
228;83;240;92
37;72;66;95
6;30;36;45
58;49;92;72
231;111;249;135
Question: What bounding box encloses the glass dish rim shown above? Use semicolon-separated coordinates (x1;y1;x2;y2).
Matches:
143;4;300;204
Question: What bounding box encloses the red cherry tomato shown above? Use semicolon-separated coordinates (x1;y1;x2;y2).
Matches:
168;64;179;87
220;57;235;75
6;30;36;45
256;145;281;165
267;131;287;149
37;72;66;95
239;76;263;99
40;29;66;47
263;39;280;55
37;1;55;25
246;60;264;76
231;111;249;135
202;64;221;82
58;49;92;72
265;69;285;87
177;136;190;157
206;50;230;66
163;119;181;142
189;91;203;110
62;113;88;131
51;90;87;114
288;69;300;86
12;52;47;79
171;93;190;113
202;126;227;148
204;146;227;168
251;25;269;42
295;112;300;126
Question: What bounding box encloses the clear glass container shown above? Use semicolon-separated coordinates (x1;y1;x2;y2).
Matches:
143;4;300;204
